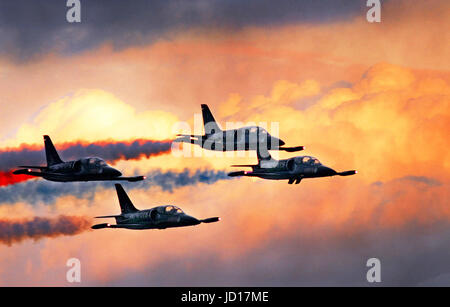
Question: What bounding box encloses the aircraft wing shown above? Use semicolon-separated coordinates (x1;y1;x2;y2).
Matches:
200;217;220;223
337;170;357;176
279;146;305;152
91;223;145;229
110;176;146;182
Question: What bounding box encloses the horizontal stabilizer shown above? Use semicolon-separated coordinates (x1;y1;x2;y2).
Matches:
95;215;121;219
230;164;257;168
228;171;247;177
338;170;357;176
91;223;112;229
19;165;47;170
280;146;305;152
200;217;220;223
13;169;42;176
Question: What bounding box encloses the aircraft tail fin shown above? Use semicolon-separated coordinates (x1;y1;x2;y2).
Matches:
201;104;221;135
115;184;139;214
43;135;63;166
256;147;273;164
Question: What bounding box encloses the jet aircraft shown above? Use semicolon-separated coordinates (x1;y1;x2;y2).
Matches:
228;149;356;184
173;104;304;153
13;135;145;182
92;184;220;230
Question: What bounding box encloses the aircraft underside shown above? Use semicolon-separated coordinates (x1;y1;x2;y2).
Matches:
92;222;197;230
175;136;303;152
13;169;144;182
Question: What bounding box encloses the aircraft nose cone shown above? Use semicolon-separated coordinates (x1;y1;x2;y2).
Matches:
106;167;122;177
319;166;337;177
269;136;285;147
182;215;200;226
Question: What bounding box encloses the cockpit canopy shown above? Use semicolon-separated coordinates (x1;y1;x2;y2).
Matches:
160;205;184;215
248;126;269;135
86;157;108;167
295;156;321;165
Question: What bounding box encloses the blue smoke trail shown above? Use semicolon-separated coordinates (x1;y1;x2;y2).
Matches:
0;169;232;205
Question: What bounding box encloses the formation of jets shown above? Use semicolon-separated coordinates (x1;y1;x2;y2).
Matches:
12;104;356;231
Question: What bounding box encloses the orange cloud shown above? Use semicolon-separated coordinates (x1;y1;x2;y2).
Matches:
210;63;450;183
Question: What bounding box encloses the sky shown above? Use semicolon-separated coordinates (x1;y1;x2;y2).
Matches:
0;0;449;286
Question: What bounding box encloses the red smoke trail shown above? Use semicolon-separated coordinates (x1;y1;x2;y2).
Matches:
0;138;173;186
0;215;92;246
0;171;34;187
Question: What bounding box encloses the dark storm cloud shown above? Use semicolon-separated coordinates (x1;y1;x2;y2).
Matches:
0;168;231;204
100;215;450;287
0;0;366;59
89;174;450;287
0;139;171;171
398;176;442;187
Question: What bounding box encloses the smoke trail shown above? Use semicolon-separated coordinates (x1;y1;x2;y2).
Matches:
0;169;233;205
0;139;172;170
0;215;92;246
0;171;33;187
0;139;172;186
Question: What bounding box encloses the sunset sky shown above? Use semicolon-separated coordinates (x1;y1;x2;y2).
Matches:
0;0;449;286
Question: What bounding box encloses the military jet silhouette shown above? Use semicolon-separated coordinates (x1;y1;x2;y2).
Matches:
92;184;220;230
228;149;356;184
13;135;145;182
173;104;304;152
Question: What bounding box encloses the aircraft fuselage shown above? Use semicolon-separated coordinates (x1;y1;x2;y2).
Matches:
93;204;219;230
229;155;356;184
249;157;337;180
14;157;144;182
